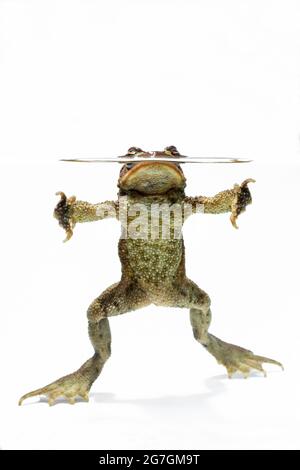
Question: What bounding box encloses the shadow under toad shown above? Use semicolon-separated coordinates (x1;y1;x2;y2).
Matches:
27;370;269;407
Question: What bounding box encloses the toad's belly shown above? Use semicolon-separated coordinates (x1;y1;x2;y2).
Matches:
124;238;183;285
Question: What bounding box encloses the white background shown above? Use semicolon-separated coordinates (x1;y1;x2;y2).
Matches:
0;0;299;450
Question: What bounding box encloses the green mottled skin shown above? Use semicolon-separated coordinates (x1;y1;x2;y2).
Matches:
19;147;282;406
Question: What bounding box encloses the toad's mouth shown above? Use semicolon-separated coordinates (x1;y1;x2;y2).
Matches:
119;161;186;195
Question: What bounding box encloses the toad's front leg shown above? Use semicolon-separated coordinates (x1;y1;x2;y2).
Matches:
54;192;118;242
184;178;255;229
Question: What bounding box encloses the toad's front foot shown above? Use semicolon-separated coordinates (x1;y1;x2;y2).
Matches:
54;191;77;242
230;178;255;229
207;334;283;378
18;357;99;406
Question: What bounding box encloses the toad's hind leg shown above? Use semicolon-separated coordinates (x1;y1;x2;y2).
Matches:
19;282;149;405
176;279;283;378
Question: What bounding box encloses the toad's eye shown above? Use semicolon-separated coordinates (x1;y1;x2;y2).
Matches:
126;162;134;169
127;147;143;155
164;145;180;156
